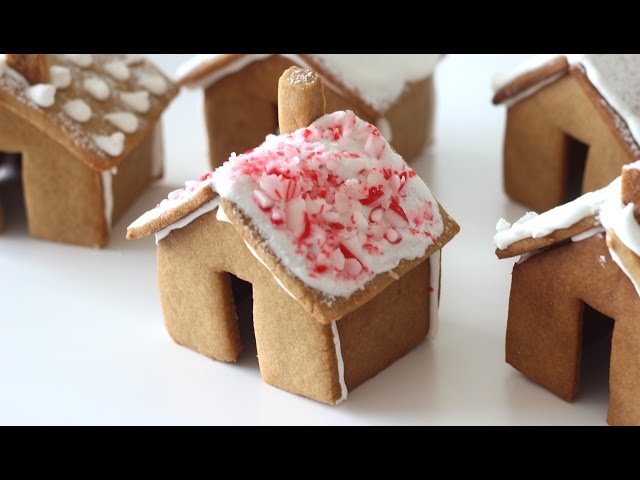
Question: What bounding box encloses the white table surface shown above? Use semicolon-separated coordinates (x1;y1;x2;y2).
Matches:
0;54;612;426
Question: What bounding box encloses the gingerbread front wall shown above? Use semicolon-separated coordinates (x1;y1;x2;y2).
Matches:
156;208;433;404
506;236;640;425
203;56;434;169
504;73;635;212
0;102;157;246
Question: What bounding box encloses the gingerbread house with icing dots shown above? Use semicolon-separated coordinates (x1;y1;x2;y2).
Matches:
494;162;640;425
176;54;441;169
493;54;640;213
128;108;459;404
0;54;178;247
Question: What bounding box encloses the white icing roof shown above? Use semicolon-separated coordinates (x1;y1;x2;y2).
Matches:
130;110;458;300
176;54;441;114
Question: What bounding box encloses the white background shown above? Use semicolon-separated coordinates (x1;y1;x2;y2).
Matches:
0;54;612;425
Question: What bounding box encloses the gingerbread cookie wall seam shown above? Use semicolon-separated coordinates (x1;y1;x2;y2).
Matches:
427;251;441;340
331;321;348;404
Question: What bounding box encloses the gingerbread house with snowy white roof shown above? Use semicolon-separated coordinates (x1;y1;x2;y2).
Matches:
494;162;640;425
128;68;459;404
0;54;178;247
176;54;441;169
493;54;640;213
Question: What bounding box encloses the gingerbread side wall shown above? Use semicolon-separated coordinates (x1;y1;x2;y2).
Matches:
337;259;431;391
503;73;635;212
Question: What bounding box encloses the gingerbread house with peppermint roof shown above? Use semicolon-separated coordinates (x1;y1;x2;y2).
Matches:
128;68;459;404
176;54;441;169
494;162;640;425
0;54;178;247
493;54;640;213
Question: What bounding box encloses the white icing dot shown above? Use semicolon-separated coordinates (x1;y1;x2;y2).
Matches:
104;112;139;134
103;60;130;81
65;54;93;68
136;72;168;95
94;132;125;157
83;77;110;101
27;84;56;108
63;99;92;123
49;65;72;89
124;54;144;65
120;90;150;113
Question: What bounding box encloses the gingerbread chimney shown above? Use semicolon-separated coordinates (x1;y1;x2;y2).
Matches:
278;67;326;134
621;163;640;222
6;54;47;84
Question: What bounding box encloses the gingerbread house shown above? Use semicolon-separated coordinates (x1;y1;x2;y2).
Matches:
176;54;441;169
128;68;459;404
493;54;640;213
494;162;640;425
0;54;178;247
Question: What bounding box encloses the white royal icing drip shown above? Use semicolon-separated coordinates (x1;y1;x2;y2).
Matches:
49;65;72;89
64;54;93;68
63;99;92;123
104;112;139;134
103;60;131;81
331;321;348;404
427;250;441;340
124;54;144;65
83;77;110;101
155;197;220;244
27;84;56;107
571;226;605;243
120;90;150;113
93;132;125;157
101;170;114;231
137;72;168;95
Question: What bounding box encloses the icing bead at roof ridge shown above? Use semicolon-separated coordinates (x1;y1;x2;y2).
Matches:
64;99;92;123
64;54;93;68
104;60;131;81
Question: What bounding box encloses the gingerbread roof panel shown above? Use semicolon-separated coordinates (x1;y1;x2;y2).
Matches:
495;162;640;294
0;54;179;171
176;54;441;115
129;110;459;312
